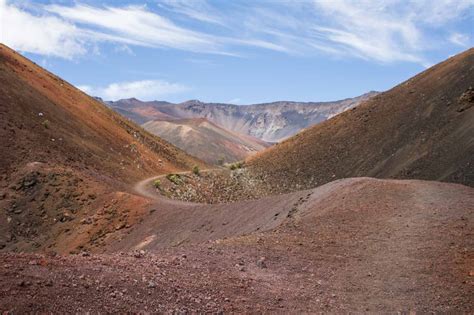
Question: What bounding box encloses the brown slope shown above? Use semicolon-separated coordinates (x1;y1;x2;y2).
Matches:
247;48;474;192
142;118;270;164
108;98;176;124
0;44;205;253
1;178;472;312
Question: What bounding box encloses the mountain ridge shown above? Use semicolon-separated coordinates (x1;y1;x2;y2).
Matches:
107;91;378;142
142;117;270;164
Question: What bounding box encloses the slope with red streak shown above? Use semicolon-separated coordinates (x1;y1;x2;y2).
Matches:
0;44;205;253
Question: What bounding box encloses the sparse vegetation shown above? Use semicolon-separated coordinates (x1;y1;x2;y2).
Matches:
166;174;182;185
42;119;50;129
129;143;138;153
217;157;225;166
192;165;200;176
153;179;161;189
229;161;243;170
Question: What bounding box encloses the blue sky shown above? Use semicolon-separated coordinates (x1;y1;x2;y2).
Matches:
1;0;473;104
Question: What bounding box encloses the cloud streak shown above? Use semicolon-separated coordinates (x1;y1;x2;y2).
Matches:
0;0;86;59
1;0;473;64
310;0;424;64
45;4;222;53
78;80;189;101
449;33;471;47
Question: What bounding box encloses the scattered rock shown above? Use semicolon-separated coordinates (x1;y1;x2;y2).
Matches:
18;280;31;287
457;86;474;112
257;257;267;268
80;217;93;225
134;250;146;258
115;222;126;230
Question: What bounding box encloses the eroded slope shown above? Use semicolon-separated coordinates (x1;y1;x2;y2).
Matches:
143;118;269;164
248;48;474;192
0;44;204;253
1;178;472;313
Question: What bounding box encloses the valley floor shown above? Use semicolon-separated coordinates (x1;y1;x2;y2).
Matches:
1;177;473;312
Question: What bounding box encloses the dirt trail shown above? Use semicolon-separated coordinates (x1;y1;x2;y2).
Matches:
1;177;472;313
113;173;311;250
133;169;215;202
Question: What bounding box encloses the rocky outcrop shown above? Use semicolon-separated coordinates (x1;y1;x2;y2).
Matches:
108;92;378;142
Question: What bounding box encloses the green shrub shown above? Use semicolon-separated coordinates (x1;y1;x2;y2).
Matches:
166;174;182;185
229;161;243;170
153;179;161;188
192;165;200;175
42;119;50;129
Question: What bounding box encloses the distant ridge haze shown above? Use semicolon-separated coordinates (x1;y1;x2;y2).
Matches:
108;91;378;142
142;117;270;164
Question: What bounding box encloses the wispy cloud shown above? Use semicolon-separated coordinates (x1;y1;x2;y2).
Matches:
158;0;225;26
45;4;222;53
308;0;474;65
227;98;242;104
1;0;473;65
114;44;135;55
0;1;281;59
310;0;424;64
0;0;86;59
449;33;471;47
78;80;190;101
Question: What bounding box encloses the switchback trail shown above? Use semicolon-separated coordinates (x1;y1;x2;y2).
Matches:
133;168;216;202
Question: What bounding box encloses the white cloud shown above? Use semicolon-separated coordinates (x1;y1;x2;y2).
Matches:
309;0;425;64
159;0;225;26
311;0;474;64
45;4;221;53
77;84;93;94
227;98;241;104
449;33;470;46
1;0;472;65
0;0;87;59
411;0;474;25
77;80;189;101
114;44;135;55
0;1;280;58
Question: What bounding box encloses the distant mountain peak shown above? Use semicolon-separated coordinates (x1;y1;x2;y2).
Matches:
180;99;204;105
109;92;377;142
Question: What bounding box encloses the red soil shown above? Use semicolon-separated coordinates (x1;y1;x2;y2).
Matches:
1;178;473;313
0;44;205;253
